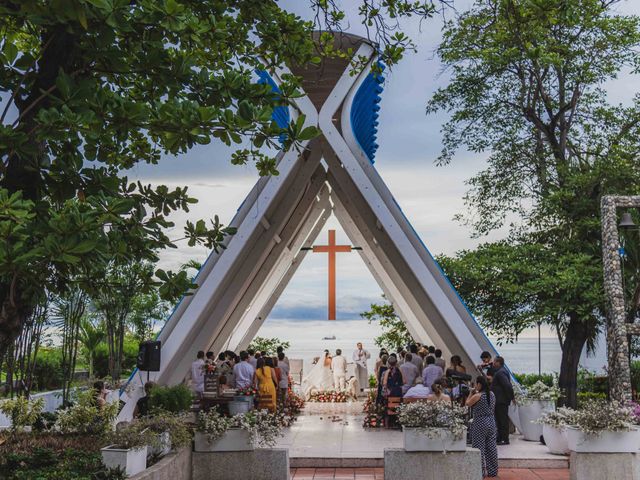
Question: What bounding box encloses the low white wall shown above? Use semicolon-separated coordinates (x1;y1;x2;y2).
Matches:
129;448;192;480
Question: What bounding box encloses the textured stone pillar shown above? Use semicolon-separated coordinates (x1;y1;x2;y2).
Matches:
570;452;640;480
384;448;482;480
600;195;640;403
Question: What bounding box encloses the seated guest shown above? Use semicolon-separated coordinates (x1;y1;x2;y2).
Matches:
233;350;255;389
399;353;420;394
404;377;430;399
381;356;404;399
427;378;450;403
422;355;443;389
133;381;156;418
434;349;446;370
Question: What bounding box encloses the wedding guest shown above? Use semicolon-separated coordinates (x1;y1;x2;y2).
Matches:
271;357;282;389
277;352;289;403
404;377;430;399
417;347;428;369
467;376;498;477
374;348;388;377
190;351;205;399
133;381;156;418
448;355;467;375
376;354;389;404
399;353;419;394
332;349;348;391
408;344;423;370
381;356;404;398
277;346;289;366
352;342;371;394
255;357;277;412
247;348;258;369
422;355;443;389
477;351;495;377
234;350;255;390
491;356;514;445
206;351;215;364
428;345;436;355
427;378;450;403
434;349;446;370
397;348;406;365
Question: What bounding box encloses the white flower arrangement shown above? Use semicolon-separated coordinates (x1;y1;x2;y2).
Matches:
569;400;635;436
536;407;576;427
516;380;561;406
396;401;467;440
197;408;283;447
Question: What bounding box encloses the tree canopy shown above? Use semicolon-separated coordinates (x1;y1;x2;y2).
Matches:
430;0;640;406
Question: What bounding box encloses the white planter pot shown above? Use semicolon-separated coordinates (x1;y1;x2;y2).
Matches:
150;431;171;457
508;404;521;433
566;426;640;453
101;445;147;476
518;400;554;441
194;429;253;452
402;427;467;452
542;424;569;455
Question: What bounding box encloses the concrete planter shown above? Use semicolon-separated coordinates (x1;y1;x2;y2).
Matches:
566;426;640;453
402;427;467;452
508;404;521;432
101;445;148;476
542;424;569;455
194;429;253;452
518;400;554;441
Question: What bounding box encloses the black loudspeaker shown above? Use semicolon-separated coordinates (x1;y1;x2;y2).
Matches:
137;341;161;371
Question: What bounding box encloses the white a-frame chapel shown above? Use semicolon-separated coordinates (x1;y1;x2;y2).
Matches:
119;33;502;419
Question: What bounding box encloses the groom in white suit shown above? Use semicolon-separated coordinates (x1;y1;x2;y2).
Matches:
331;349;347;390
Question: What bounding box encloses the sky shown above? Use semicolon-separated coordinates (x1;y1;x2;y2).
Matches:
130;1;640;337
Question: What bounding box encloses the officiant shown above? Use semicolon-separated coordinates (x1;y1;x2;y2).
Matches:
352;342;370;395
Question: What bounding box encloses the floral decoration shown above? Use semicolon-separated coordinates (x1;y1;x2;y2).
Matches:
236;386;258;396
396;400;467;440
308;390;348;403
516;380;562;405
569;400;635;436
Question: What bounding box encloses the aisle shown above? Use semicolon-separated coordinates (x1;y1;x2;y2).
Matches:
277;401;402;460
277;400;568;470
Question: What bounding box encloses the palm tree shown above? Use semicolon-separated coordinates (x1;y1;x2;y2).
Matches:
78;316;105;379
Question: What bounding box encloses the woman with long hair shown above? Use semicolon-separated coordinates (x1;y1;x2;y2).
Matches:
375;354;389;404
381;355;404;398
255;357;278;412
301;350;334;399
466;376;498;478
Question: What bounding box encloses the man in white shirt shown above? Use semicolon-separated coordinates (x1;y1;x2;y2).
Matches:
404;377;431;399
247;349;258;369
190;351;205;398
331;349;348;390
233;350;256;390
277;346;289;366
277;352;290;403
399;353;420;394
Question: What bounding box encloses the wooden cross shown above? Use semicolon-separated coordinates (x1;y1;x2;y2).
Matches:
306;230;359;320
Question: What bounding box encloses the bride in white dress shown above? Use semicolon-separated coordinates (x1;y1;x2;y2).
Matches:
302;350;334;399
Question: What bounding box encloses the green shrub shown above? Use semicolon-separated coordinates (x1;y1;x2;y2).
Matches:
55;389;118;434
513;373;554;387
149;384;193;414
32;348;64;391
576;368;608;394
630;361;640;393
577;391;607;407
93;337;139;379
0;396;44;432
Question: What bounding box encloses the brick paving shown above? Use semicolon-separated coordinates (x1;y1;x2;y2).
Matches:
289;468;570;479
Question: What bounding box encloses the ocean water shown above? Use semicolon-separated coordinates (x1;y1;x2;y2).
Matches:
256;319;608;377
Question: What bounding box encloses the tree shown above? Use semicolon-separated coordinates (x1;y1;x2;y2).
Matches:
0;0;440;369
361;298;414;352
247;336;290;356
78;316;105;379
429;0;640;406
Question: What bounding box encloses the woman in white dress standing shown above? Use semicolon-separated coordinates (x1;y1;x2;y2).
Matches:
302;350;334;399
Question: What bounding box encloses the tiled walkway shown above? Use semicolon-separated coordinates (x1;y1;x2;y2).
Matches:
289;468;569;479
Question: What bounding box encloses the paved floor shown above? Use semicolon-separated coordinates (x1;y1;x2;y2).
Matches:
289;467;569;479
278;401;566;466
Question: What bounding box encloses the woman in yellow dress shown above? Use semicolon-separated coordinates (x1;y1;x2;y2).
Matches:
255;357;277;412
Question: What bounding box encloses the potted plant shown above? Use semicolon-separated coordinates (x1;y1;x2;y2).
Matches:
565;400;640;453
536;407;575;455
194;409;283;452
101;423;155;476
396;401;467;452
0;396;44;433
136;412;192;458
516;381;560;441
